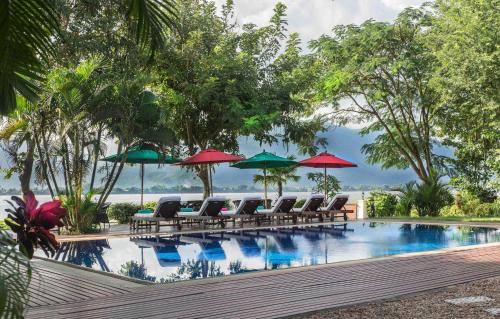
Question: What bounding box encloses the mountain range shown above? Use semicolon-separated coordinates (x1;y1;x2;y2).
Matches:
0;127;452;190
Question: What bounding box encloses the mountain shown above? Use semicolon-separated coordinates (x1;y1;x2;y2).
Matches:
1;126;452;190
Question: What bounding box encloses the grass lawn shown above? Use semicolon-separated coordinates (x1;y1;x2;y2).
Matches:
373;216;500;223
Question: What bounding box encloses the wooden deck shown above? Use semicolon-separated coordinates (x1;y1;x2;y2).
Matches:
25;243;500;319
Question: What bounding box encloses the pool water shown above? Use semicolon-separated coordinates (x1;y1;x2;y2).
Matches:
45;222;500;283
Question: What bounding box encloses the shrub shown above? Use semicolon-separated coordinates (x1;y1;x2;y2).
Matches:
439;205;463;217
108;203;140;223
294;199;306;208
395;182;416;216
0;219;8;230
143;201;157;211
413;173;453;217
368;192;398;217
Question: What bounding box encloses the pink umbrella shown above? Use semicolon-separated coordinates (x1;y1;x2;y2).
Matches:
178;149;244;196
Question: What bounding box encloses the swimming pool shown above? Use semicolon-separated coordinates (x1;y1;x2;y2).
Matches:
45;222;500;283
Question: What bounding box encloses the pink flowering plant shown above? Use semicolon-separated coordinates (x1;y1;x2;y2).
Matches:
4;192;67;259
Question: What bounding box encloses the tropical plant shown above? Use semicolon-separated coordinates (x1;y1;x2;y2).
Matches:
413;172;453;217
0;231;32;319
0;0;178;114
108;203;141;224
253;157;300;197
395;182;416;216
4;191;67;258
368;192;398;217
306;173;341;199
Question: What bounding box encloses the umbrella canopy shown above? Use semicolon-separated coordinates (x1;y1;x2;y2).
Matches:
178;149;244;197
101;145;181;207
299;151;356;202
232;151;298;208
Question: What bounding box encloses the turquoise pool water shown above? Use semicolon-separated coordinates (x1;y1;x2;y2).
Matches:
46;222;499;283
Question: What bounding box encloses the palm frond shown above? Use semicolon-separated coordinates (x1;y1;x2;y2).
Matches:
126;0;178;58
0;0;59;114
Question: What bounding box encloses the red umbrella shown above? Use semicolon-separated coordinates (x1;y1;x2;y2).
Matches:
299;151;357;202
178;149;244;196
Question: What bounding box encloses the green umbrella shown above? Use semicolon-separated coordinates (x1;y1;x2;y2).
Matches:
101;145;181;207
231;151;298;208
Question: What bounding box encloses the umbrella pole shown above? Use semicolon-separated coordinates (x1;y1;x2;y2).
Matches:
324;165;327;205
140;163;145;208
264;166;268;208
209;164;213;197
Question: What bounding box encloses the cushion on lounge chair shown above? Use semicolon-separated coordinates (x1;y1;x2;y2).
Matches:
320;195;349;211
259;196;297;214
291;194;325;213
223;196;262;216
181;197;226;217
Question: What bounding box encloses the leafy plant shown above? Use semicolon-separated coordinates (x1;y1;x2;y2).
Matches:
0;231;32;319
108;203;140;224
4;192;67;259
0;219;8;230
368;192;398;217
306;173;341;199
413;172;453;217
395;182;416;216
119;261;156;282
294;199;307;208
253;156;300;197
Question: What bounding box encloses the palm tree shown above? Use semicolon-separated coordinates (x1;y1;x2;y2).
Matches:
253;156;300;197
0;0;177;114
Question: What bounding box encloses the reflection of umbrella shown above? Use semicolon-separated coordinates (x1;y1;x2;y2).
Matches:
178;149;244;197
232;151;297;208
101;145;181;207
299;152;356;203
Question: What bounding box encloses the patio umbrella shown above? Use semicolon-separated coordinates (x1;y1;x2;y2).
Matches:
101;145;181;207
231;151;298;208
298;151;356;203
178;149;244;197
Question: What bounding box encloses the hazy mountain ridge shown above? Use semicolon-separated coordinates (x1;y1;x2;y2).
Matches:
0;127;451;190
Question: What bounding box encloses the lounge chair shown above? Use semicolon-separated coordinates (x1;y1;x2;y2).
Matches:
223;196;262;226
130;196;182;232
257;196;297;224
291;194;325;221
319;194;350;221
181;196;229;228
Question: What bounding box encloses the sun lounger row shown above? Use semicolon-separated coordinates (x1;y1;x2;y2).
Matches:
130;194;351;232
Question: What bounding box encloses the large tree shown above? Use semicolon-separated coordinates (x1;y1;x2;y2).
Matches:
156;0;325;197
310;8;440;183
428;0;500;198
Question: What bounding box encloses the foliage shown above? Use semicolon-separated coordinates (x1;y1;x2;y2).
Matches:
310;8;444;183
143;201;157;211
156;0;326;197
413;172;453;217
60;192;98;233
0;0;178;114
108;203;141;224
3;192;67;259
119;261;156;282
306;172;341;199
428;0;500;196
0;219;8;230
440;192;500;218
395;182;416;216
253;156;300;197
0;231;32;319
294;199;307;208
368;192;398;217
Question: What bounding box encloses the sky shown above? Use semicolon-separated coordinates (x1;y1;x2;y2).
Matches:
214;0;426;48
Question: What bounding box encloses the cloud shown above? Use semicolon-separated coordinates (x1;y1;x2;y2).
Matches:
214;0;427;46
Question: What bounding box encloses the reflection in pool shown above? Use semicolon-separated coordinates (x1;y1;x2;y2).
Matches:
47;223;500;283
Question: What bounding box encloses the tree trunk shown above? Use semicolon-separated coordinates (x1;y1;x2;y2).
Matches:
196;166;210;199
89;124;102;191
278;181;283;197
19;137;36;194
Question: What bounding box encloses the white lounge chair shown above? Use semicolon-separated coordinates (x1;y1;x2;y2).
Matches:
180;196;229;228
222;196;262;226
319;194;350;221
257;196;297;224
130;196;182;232
291;194;325;221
